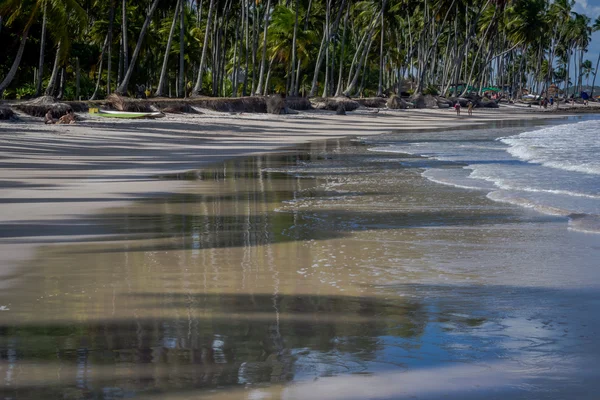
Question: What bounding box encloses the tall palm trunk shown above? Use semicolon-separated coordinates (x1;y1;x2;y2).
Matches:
321;0;331;97
107;1;116;95
309;27;327;97
35;0;48;97
90;35;109;100
295;0;313;96
377;1;385;97
343;9;382;96
179;0;185;97
0;26;30;97
57;67;66;100
254;0;272;95
122;0;129;76
156;0;181;97
289;0;299;96
242;0;250;96
45;41;63;96
335;5;350;96
116;0;161;95
591;51;600;98
191;0;215;96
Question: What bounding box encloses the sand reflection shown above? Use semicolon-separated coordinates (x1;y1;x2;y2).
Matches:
1;142;598;399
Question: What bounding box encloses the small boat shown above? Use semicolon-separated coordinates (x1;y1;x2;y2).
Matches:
91;109;165;119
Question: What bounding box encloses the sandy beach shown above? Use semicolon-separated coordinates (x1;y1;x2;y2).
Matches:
1;106;600;399
0;106;574;273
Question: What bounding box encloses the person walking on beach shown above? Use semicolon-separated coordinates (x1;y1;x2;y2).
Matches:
454;102;461;116
467;101;473;116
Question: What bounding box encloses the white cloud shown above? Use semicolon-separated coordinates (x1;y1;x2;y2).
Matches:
573;0;600;20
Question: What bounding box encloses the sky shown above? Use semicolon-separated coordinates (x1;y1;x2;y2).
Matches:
574;0;600;85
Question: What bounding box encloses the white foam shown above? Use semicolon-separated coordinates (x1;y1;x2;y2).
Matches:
369;119;600;233
500;120;600;176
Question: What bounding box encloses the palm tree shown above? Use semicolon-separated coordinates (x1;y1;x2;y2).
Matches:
191;0;215;96
591;16;600;98
0;0;35;96
156;0;181;97
581;59;593;87
255;0;273;95
116;0;161;95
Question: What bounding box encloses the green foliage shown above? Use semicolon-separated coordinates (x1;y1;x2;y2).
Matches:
0;0;596;100
16;83;36;99
422;84;439;96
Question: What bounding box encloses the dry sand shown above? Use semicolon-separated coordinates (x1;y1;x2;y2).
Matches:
0;106;580;275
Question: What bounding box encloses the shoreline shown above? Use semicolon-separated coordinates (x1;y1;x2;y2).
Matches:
0;108;594;277
1;109;600;399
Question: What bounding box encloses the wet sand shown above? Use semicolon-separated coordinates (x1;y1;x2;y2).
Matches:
1;110;599;399
0;108;561;275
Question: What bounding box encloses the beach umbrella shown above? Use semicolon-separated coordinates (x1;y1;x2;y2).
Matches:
481;87;500;92
581;92;589;100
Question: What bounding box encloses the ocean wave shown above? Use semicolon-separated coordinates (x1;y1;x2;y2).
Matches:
500;120;600;175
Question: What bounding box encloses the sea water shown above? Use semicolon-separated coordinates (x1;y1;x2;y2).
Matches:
369;117;600;234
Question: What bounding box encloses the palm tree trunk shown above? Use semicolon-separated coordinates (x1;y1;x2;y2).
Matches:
255;0;273;95
232;14;240;97
57;67;66;100
156;0;181;97
0;26;30;97
343;10;381;96
122;0;129;75
263;56;276;96
309;27;327;97
116;0;161;95
35;0;48;97
289;0;299;96
179;0;185;97
335;5;350;97
90;35;109;100
45;41;63;97
242;0;250;96
591;51;600;98
321;0;331;98
107;1;116;95
251;3;258;94
295;0;313;96
191;0;215;96
377;1;385;97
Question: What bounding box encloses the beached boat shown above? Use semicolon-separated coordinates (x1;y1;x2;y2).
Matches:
92;109;165;119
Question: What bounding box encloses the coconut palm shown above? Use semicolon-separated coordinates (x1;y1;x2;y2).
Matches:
0;0;36;96
581;59;593;87
591;16;600;97
115;0;161;95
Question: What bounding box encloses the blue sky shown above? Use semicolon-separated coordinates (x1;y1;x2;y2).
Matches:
575;0;600;84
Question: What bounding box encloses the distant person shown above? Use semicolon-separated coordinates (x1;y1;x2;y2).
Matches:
44;109;55;124
549;97;554;107
454;102;461;116
543;98;548;109
467;101;474;116
57;110;75;124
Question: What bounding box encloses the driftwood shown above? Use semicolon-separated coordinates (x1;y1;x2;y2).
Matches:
266;94;286;114
356;97;387;108
387;95;410;109
285;96;312;110
15;96;72;118
0;106;16;120
409;93;438;109
310;97;360;112
107;93;153;112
